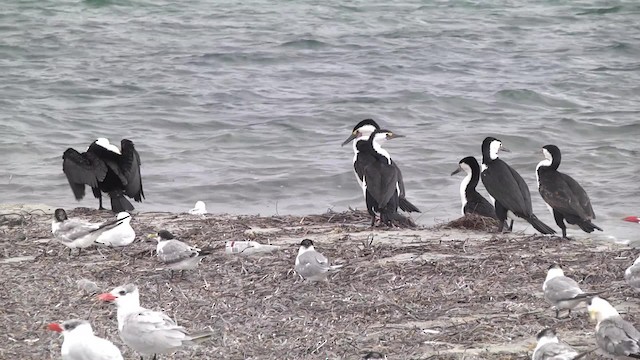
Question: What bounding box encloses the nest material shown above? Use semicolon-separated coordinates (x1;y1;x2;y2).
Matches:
438;214;501;232
0;208;634;359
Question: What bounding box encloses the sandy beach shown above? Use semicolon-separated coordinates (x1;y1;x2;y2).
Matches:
0;204;637;359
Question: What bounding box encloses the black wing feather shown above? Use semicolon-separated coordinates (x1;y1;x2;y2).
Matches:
62;149;108;200
364;159;398;208
120;139;144;201
539;170;593;220
481;159;532;217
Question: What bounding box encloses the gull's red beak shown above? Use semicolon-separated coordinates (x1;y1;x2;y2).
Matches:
623;216;640;223
47;323;63;333
98;293;117;302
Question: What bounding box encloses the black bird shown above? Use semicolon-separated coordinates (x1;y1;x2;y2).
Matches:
62;138;144;213
451;156;497;219
358;129;413;227
480;137;555;234
342;119;420;214
536;144;602;239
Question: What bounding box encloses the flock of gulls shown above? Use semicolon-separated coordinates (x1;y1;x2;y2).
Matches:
40;121;640;359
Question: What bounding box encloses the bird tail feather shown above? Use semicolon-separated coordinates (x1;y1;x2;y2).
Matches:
110;192;134;213
578;220;603;233
329;264;344;272
527;214;556;235
186;330;215;344
399;197;421;213
90;215;131;234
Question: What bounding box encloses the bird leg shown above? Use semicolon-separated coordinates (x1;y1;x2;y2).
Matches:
98;195;106;211
169;270;174;279
508;220;514;232
555;308;560;319
180;270;186;280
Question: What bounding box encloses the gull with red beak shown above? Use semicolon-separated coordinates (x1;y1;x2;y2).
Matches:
98;284;214;359
47;319;123;360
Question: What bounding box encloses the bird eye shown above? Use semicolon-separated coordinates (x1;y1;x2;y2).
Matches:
118;290;126;295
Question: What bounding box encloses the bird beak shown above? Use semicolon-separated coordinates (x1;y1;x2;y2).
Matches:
500;145;511;152
451;166;463;176
146;233;157;242
588;308;597;322
526;342;537;351
387;133;405;140
341;132;358;147
623;216;639;223
47;323;63;333
98;293;117;302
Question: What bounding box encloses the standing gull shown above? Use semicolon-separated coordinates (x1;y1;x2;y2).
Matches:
543;264;600;318
295;239;343;282
153;230;213;279
451;156;497;219
536;145;602;239
532;328;582;360
99;284;214;359
51;208;130;255
342;119;420;214
587;296;640;358
62;138;144;212
480;137;555;234
48;319;124;360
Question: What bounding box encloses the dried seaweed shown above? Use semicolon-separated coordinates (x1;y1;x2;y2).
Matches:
0;208;633;359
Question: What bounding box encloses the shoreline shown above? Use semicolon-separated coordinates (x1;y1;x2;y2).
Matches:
0;205;637;359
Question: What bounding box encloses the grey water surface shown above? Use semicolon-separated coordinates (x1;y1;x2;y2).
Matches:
1;0;639;242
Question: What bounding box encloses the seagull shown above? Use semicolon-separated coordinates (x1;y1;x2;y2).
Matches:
98;284;214;359
532;328;582;360
51;208;130;255
625;256;640;291
295;239;343;282
188;201;207;215
543;264;600;318
153;230;213;279
48;319;124;360
96;212;135;247
587;296;640;358
342;119;420;215
62;138;144;212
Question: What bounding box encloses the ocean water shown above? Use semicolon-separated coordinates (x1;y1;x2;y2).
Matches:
1;0;639;243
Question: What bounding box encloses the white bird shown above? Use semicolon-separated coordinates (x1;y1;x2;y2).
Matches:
543;264;600;318
48;319;123;360
294;239;343;282
98;284;214;359
625;256;640;291
532;328;581;360
188;201;207;215
154;230;213;279
588;296;640;358
96;212;135;247
51;208;130;255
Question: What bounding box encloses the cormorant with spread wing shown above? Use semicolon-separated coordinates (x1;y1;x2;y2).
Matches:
62;138;144;212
